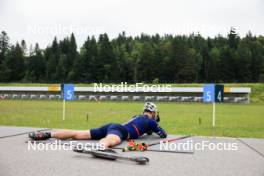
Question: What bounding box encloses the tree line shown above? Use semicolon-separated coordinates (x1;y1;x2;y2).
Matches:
0;29;264;83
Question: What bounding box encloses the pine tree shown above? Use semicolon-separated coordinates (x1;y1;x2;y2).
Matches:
1;31;264;83
25;43;46;82
207;47;220;82
46;37;60;82
67;33;78;80
21;40;27;56
97;34;117;82
0;31;10;65
1;43;25;81
167;36;189;82
236;40;252;82
137;42;155;81
81;36;98;82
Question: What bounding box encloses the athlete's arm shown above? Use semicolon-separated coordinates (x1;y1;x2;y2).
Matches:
149;120;167;138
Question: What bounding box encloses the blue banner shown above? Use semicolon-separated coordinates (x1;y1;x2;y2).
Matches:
63;84;74;100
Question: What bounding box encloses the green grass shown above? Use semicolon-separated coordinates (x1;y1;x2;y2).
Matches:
0;100;263;138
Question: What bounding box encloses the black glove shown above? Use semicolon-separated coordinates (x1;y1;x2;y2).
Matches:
146;131;153;135
157;129;167;138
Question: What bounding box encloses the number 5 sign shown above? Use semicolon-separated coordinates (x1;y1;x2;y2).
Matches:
203;84;224;103
63;84;75;100
62;84;75;120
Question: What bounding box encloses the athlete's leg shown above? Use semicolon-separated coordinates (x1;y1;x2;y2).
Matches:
51;130;91;140
99;134;122;148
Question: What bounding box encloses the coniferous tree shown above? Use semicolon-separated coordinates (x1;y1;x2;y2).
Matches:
1;43;25;81
137;42;155;82
25;43;45;82
0;30;264;83
46;37;60;82
97;34;117;82
0;31;9;64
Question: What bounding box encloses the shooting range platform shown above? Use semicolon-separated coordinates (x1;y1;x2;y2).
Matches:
0;126;263;176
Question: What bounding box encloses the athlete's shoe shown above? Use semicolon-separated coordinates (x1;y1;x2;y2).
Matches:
28;132;51;140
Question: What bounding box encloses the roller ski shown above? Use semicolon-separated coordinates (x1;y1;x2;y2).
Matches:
73;147;149;165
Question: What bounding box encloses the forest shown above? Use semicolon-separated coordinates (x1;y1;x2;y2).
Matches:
0;29;264;83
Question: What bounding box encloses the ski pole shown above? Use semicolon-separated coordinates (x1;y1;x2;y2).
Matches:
148;135;192;147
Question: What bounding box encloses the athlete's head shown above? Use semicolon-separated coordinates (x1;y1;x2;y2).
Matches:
143;102;160;122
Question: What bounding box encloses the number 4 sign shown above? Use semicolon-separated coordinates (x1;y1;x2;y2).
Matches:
203;84;224;129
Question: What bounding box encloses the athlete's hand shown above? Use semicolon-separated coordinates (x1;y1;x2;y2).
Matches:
146;131;153;135
160;133;167;138
157;129;167;138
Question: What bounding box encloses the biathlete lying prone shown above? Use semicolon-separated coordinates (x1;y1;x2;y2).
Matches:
29;102;167;148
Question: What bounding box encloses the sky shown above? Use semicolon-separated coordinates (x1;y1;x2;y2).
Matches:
0;0;263;48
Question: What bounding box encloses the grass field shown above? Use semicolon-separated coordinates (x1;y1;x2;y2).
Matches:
0;100;263;138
